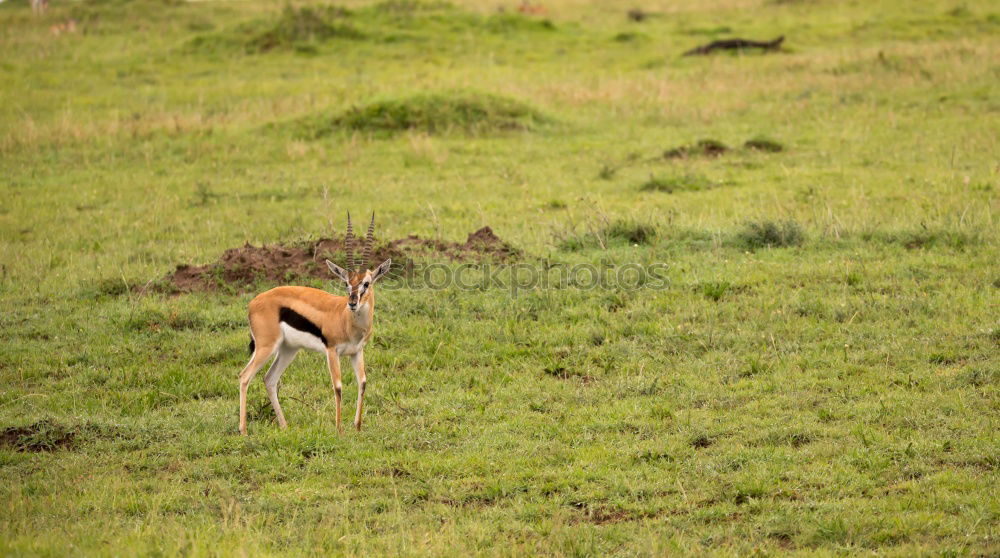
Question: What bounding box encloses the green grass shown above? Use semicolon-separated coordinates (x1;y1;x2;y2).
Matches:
743;135;785;152
736;219;806;249
294;90;550;137
639;173;716;193
1;0;998;555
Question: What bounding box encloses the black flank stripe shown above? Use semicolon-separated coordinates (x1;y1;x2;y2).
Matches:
279;307;328;346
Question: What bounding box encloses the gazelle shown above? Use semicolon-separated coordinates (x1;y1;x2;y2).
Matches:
238;213;391;435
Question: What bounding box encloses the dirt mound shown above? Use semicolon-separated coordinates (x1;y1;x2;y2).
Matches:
157;227;520;293
294;91;551;138
388;226;521;261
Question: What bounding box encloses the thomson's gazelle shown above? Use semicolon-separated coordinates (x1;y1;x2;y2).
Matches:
238;213;391;435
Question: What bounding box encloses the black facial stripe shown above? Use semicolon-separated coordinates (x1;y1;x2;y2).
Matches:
279;307;328;346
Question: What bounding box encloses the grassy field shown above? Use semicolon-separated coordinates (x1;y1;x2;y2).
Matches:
1;0;998;555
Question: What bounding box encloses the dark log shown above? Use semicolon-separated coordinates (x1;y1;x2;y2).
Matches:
683;35;784;56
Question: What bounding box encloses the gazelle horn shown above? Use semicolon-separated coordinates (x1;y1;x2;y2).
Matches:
363;212;376;269
345;211;355;271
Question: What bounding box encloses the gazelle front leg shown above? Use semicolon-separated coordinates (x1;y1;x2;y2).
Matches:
326;349;343;434
351;351;367;431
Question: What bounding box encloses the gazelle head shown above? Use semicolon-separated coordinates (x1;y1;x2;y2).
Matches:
325;212;391;313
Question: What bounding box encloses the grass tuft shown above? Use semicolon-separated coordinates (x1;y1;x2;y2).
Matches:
612;31;648;42
868;228;980;250
689;433;713;449
187;5;361;54
296;91;549;137
0;420;117;452
699;281;731;301
736;220;805;249
639;173;714;193
485;13;556;33
371;0;456;14
247;5;361;52
558;218;657;251
606;219;657;245
744;135;785;152
663;139;729;158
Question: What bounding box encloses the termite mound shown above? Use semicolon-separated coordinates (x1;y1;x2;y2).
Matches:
154;226;520;294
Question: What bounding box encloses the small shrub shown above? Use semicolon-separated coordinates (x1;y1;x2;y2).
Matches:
737;220;805;249
700;281;730;301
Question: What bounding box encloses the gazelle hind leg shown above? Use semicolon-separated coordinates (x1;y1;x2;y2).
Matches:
264;346;298;429
351;352;367;431
239;342;277;435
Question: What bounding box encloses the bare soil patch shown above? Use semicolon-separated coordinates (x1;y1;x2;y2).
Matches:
156;226;520;294
663;139;729;159
568;502;669;525
1;421;78;452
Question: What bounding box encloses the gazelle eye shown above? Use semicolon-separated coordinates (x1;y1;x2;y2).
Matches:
363;281;370;288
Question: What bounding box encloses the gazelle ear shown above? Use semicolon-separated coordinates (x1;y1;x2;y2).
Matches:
371;259;392;283
325;260;350;284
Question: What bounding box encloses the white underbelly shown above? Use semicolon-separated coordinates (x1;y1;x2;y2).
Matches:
336;339;366;356
280;322;327;353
